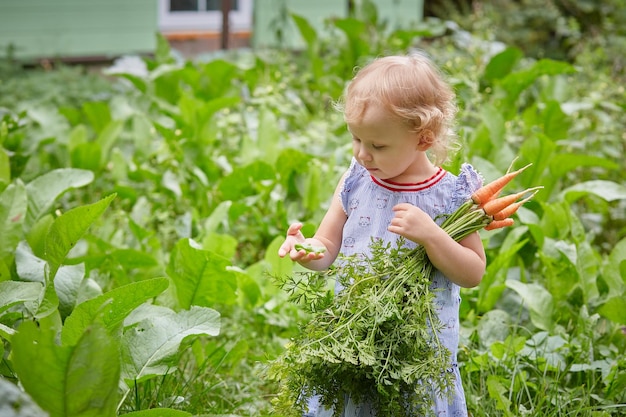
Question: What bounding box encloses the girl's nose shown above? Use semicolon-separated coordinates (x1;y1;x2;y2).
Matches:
357;146;372;162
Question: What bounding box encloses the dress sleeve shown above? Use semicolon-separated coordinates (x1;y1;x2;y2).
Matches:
339;158;363;215
449;163;484;212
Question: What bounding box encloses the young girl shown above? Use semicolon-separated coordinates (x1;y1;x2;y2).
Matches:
278;53;486;417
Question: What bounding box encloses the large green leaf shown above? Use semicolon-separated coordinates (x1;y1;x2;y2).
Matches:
96;120;123;168
505;280;554;332
167;239;237;309
120;305;220;383
483;47;523;83
598;296;626;325
62;278;169;346
54;263;85;320
0;181;27;258
561;180;626;203
290;13;317;49
498;59;576;109
24;169;94;227
44;194;116;281
0;280;43;317
12;319;120;417
15;241;46;283
602;237;626;297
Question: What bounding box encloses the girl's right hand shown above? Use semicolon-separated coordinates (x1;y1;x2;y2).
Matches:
277;223;326;262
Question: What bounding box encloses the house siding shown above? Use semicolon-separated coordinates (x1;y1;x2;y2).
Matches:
252;0;423;49
0;0;157;61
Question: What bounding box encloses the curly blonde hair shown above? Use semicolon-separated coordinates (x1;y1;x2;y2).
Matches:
341;52;458;165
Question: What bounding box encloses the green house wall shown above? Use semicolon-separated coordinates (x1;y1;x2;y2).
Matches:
0;0;157;61
252;0;424;49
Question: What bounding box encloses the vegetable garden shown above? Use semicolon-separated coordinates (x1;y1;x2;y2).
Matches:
1;3;625;416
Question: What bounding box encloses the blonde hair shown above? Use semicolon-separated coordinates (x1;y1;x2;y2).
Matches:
342;53;458;165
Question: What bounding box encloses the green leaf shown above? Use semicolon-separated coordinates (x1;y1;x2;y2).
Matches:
96;120;123;167
549;154;619;179
483;47;523;83
203;200;232;234
598;296;626;325
82;101;111;133
110;248;158;269
257;108;281;165
25;169;94;227
291;13;317;49
0;148;10;186
44;193;116;280
0;322;15;340
265;235;294;279
602;237;626;296
477;309;512;349
479;104;506;146
62;278;169;346
167;239;237;309
202;232;238;259
541;100;570;140
13;319;120;417
217;161;275;200
0;181;27;258
26;214;54;259
576;240;600;304
0;280;43;316
0;259;10;283
54;263;85;320
499;59;576;107
123;409;191;417
486;375;512;415
477;239;527;313
15;241;46;283
561;180;626;203
70;142;102;171
302;162;322;214
519;133;556;189
120;305;220;383
505;280;554;331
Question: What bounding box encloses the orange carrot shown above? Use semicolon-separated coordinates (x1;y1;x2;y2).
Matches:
471;163;532;206
485;218;514;230
482;186;542;216
492;191;536;220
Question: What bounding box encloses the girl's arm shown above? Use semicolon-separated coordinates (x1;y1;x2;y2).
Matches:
388;203;486;288
278;174;348;271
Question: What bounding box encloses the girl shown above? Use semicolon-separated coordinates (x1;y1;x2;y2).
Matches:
278;53;486;417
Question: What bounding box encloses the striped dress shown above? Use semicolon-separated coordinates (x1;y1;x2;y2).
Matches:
304;158;483;417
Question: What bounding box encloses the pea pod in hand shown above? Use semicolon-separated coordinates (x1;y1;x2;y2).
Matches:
295;243;327;255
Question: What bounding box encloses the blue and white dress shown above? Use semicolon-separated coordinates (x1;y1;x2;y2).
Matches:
305;158;483;417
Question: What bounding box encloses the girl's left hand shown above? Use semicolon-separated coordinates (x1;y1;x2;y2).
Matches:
388;203;439;245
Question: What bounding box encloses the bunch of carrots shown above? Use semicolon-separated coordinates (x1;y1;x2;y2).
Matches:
442;161;541;243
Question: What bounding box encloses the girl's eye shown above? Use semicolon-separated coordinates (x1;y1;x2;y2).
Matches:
372;144;385;150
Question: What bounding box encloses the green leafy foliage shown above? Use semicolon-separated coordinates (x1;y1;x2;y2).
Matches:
270;240;454;417
0;2;625;416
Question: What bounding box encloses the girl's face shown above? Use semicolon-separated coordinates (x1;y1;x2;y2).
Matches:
348;103;431;183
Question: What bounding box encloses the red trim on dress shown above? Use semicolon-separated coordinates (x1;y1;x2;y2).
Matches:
371;167;446;192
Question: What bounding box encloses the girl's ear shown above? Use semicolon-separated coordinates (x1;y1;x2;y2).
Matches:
416;130;435;150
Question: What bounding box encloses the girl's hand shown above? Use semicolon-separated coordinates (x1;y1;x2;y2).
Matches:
388;203;440;245
278;223;327;263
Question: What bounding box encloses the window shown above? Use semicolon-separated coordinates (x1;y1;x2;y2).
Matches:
159;0;251;32
169;0;240;12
